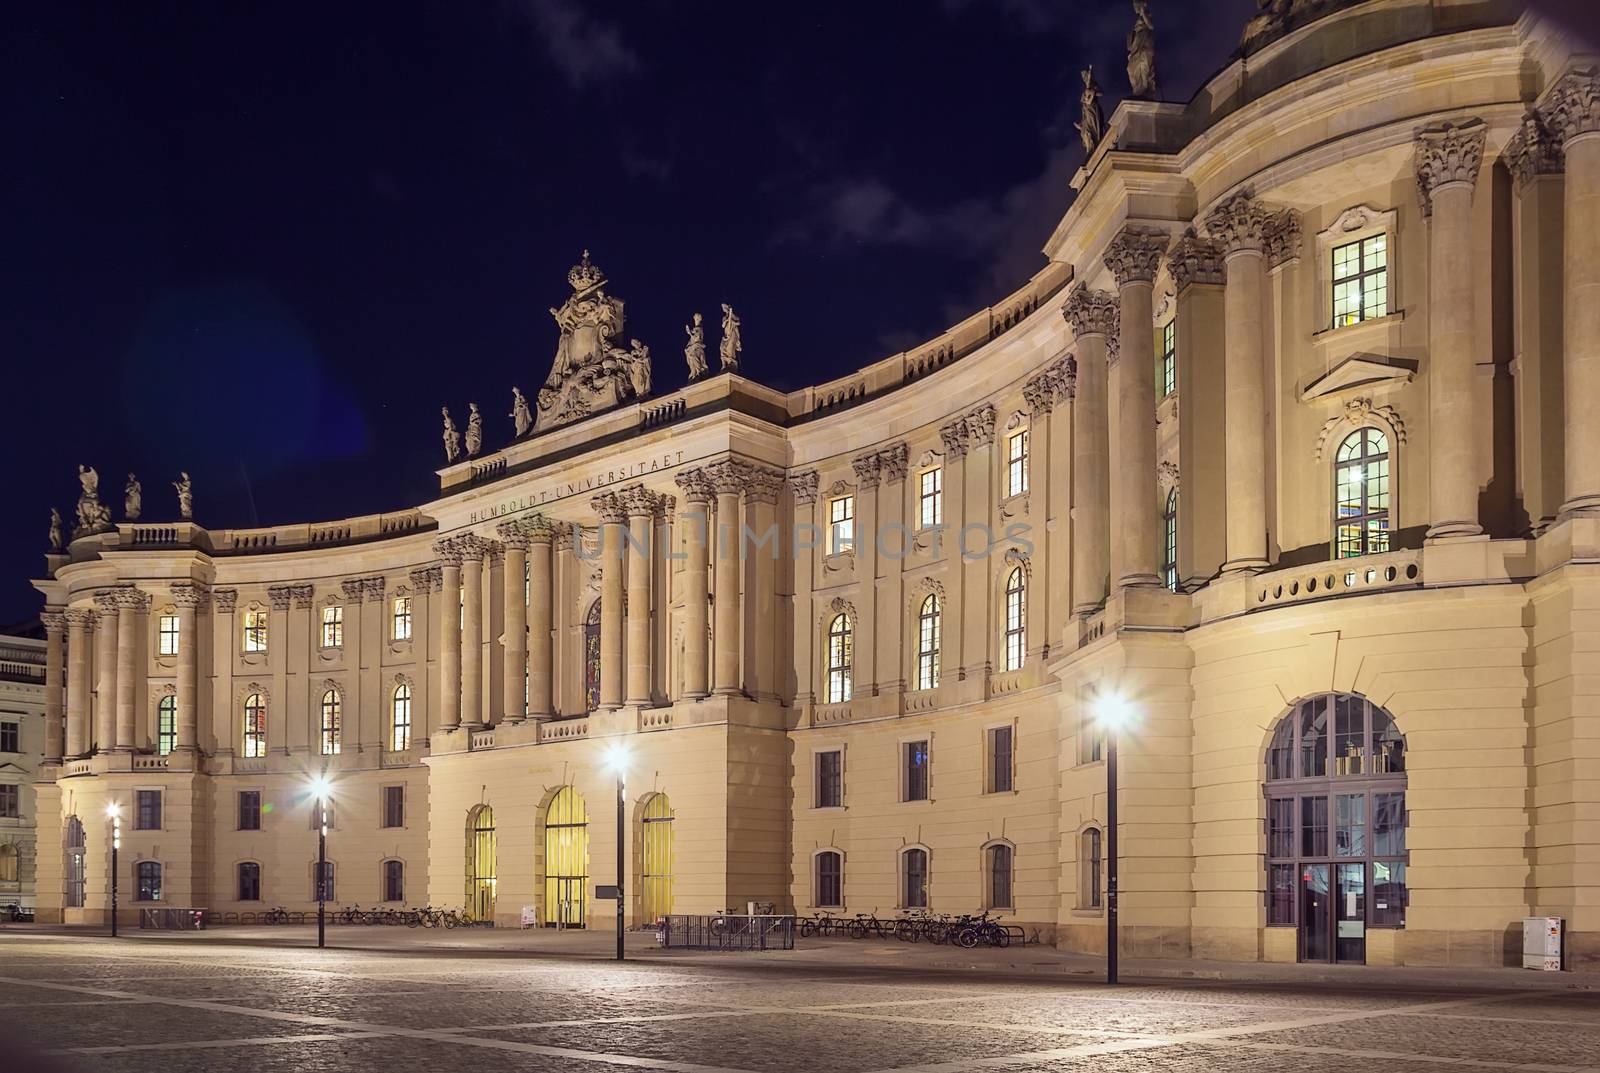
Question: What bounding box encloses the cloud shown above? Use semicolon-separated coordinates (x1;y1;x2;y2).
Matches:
507;0;640;89
775;177;1008;253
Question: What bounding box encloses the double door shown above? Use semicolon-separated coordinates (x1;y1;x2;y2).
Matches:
1299;862;1365;963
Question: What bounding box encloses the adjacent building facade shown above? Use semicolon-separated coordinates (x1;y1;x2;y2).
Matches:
1;627;46;913
28;0;1600;969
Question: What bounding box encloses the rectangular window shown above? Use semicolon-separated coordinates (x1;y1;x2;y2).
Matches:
1371;860;1407;926
242;609;268;652
1006;430;1029;497
238;790;261;831
815;750;842;809
1331;233;1387;327
1158;319;1176;397
392;596;413;641
0;784;17;819
135;789;162;831
238;863;261;902
903;740;930;802
1373;792;1406;856
311;799;335;831
383;860;405;903
1267;797;1295;859
136;861;162;902
1335;794;1366;857
1268;862;1295;924
0;721;17;753
157;614;180;656
828;496;854;555
321;605;343;648
1300;795;1329;858
816;853;842;908
987;725;1014;794
918;468;943;528
382;785;405;829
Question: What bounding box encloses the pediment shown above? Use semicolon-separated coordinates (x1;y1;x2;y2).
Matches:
1301;353;1415;401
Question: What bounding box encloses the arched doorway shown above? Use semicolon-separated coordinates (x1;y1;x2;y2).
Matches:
1265;694;1407;964
544;787;588;927
64;816;85;909
640;793;674;923
466;805;497;922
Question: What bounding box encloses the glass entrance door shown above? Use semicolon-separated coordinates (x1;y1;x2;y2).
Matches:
1300;865;1331;962
1335;862;1366;963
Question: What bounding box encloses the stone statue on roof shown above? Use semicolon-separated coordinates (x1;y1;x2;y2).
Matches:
442;407;461;463
124;473;142;521
1127;0;1158;100
684;313;708;380
719;303;742;372
465;403;483;458
511;387;533;438
1075;67;1105;155
536;250;652;431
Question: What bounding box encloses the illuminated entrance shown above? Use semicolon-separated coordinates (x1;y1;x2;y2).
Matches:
466;805;497;922
640;792;675;923
543;786;589;927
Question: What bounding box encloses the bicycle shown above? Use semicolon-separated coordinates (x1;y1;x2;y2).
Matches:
261;906;289;925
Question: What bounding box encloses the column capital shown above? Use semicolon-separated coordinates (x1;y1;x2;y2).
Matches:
64;607;96;630
170;582;210;610
1054;355;1079;402
591;490;628;524
1103;225;1168;286
878;443;909;483
92;589;121;613
1165;227;1226;291
432;537;465;565
1264;210;1302;270
939;403;998;461
787;470;819;505
212;587;239;613
496;518;531;549
1061;282;1119;338
117;588;152;613
702;458;752;496
618;484;664;519
408;564;443;592
1504;108;1566;190
674;468;715;503
438;533;498;562
743;468;785;504
851;450;882;486
267;584;295;611
1023;368;1057;414
1414;118;1487;216
1544;68;1600;146
341;578;367;604
1204;190;1274;254
525;513;557;543
362;576;385;603
41;608;66;633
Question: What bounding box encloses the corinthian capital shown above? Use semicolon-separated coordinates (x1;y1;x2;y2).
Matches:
590;491;627;525
1505;109;1565;189
41;608;66;634
1414;118;1486;216
1204;190;1273;254
212;588;239;613
267;585;294;611
743;468;785;504
1103;225;1168;286
1164;228;1225;291
1264;210;1302;270
618;484;663;518
851;450;882;486
701;459;751;496
1023;369;1057;415
1061;282;1119;338
787;470;819;505
1545;68;1600;145
64;607;96;630
170;582;210;610
496;519;531;549
674;468;715;503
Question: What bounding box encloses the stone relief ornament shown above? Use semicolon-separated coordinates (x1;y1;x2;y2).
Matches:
1075;67;1105;155
173;471;193;520
442;407;462;463
74;465;112;535
1315;397;1408;460
719;303;742;371
465;403;483;458
124;474;142;521
536;250;653;432
1126;0;1158;100
684;312;708;380
48;508;63;552
510;387;533;438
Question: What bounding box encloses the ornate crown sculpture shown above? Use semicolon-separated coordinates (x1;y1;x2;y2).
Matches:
567;249;606;293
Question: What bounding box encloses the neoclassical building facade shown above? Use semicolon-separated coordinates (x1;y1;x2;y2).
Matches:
28;0;1600;969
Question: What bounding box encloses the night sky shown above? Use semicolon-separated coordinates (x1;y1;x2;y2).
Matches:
4;1;1594;625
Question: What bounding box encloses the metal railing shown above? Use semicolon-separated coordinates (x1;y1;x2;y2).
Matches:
139;907;206;930
659;913;795;951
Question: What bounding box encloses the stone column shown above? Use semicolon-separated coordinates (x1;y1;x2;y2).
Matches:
497;521;530;722
93;591;119;753
621;486;660;706
115;589;148;750
171;583;206;751
41;609;65;763
1206;191;1273;572
1022;367;1063;655
1105;225;1169;587
64;608;93;758
434;539;463;730
459;537;491;729
674;470;714;700
1416;119;1488;539
742;467;784;700
705;460;747;695
1063;283;1118;616
786;471;820;705
592;492;627;709
1548;74;1600;517
525;517;555;719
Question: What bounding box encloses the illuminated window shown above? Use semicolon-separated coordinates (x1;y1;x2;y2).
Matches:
0;844;18;883
319;690;341;756
1003;566;1026;672
467;805;497;923
1007;430;1029;497
392;596;412;640
640;793;675;922
1162;488;1179;591
136;860;163;902
157;614;180;656
242;609;268;653
242;694;267;757
1332;234;1387;327
1158;319;1176;397
916;594;941;691
828;495;854;554
157;696;176;756
391;684;412;751
1335;428;1390;558
826;613;852;704
321;605;343;648
918;468;943;528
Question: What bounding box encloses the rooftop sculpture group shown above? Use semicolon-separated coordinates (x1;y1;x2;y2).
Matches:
54;465;194;548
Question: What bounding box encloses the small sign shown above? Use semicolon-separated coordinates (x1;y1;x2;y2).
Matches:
595;884;621;899
520;906;538;928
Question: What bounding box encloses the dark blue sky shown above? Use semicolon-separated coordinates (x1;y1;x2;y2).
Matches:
4;1;1592;624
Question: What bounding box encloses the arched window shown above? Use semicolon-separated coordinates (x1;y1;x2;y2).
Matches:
1003;567;1026;672
1162;488;1178;591
640;793;674;922
391;684;412;752
157;695;177;756
583;600;602;713
0;843;17;883
815;850;842;908
902;847;929;909
467;805;496;922
826;613;852;704
544;787;589;927
136;860;163;902
319;690;340;756
1335;428;1390;558
1265;694;1408;964
242;694;267;758
986;844;1014;910
64;816;85;908
237;861;261;901
916;595;941;691
383;859;405;903
1081;828;1102;909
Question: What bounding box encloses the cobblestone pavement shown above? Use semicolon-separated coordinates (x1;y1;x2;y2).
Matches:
3;931;1598;1073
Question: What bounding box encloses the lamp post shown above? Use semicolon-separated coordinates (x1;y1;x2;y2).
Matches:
1096;693;1131;986
603;742;631;962
310;775;331;950
107;803;121;938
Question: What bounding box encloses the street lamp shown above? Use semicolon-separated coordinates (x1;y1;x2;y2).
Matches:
309;774;332;949
602;740;632;962
106;803;121;938
1095;692;1134;985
